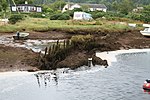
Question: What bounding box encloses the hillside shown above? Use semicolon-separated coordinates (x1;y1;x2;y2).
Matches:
33;0;150;5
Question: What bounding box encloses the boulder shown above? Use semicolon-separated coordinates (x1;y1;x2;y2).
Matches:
56;52;88;69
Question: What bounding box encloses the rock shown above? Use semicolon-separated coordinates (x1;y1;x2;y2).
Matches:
56;52;88;69
27;67;40;72
92;55;108;66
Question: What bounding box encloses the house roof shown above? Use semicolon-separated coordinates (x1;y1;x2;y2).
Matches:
11;4;41;7
66;3;107;9
137;7;143;9
84;4;107;9
67;3;80;7
11;4;34;6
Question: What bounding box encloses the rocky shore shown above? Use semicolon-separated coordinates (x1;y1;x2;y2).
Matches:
0;29;150;72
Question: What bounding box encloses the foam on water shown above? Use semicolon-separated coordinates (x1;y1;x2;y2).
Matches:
0;71;35;78
96;49;150;66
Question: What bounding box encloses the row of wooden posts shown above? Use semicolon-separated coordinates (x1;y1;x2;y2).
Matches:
44;39;71;57
38;39;72;69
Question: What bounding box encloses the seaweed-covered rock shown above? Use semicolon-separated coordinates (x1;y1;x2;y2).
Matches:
92;55;108;67
56;52;88;69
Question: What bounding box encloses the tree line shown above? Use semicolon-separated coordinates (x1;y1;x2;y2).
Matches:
0;0;150;23
1;0;150;5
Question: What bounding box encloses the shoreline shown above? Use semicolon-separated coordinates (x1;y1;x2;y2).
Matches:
0;48;149;75
96;48;150;66
0;29;150;72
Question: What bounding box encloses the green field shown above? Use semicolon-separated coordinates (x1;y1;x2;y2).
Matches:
0;18;133;33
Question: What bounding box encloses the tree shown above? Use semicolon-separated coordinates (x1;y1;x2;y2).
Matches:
50;0;66;11
0;0;8;11
42;5;54;15
118;0;134;15
141;5;150;23
9;14;24;24
81;5;89;12
112;1;119;11
0;4;2;12
14;0;34;4
0;0;8;18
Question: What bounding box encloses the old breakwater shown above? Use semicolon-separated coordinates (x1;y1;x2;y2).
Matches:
38;37;108;70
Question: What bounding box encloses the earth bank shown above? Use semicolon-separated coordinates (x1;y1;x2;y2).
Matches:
0;29;150;72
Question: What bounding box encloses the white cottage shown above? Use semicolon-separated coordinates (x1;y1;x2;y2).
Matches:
10;2;42;13
62;3;107;12
62;3;81;12
87;4;107;12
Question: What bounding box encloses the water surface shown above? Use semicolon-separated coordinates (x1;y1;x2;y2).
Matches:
0;49;150;100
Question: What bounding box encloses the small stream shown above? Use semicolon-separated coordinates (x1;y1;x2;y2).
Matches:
0;34;65;53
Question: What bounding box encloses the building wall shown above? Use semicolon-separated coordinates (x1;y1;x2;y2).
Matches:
89;8;107;12
62;4;81;12
36;7;42;12
62;4;69;12
11;5;41;13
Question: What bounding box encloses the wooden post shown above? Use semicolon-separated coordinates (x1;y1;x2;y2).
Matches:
48;46;52;55
63;40;66;49
44;47;47;57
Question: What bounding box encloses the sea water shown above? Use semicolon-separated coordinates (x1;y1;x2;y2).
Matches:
0;49;150;100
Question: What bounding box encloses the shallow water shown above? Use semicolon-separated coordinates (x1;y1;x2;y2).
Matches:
0;34;65;53
0;50;150;100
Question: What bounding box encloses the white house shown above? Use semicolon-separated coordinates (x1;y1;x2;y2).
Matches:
10;2;42;13
62;3;81;12
133;7;143;12
87;4;107;12
62;3;107;12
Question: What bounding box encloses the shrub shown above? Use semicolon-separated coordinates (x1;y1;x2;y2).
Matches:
9;14;24;24
29;13;45;18
93;12;106;19
141;14;150;23
71;34;94;49
90;11;126;20
95;20;103;25
57;14;70;20
106;11;125;17
50;13;62;20
50;13;70;20
71;34;93;43
64;10;74;17
70;34;98;51
127;13;142;21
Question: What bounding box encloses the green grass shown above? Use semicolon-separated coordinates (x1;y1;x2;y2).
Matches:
0;25;21;33
0;18;134;33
